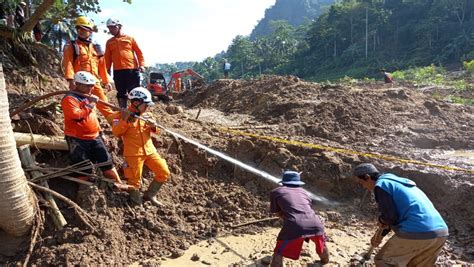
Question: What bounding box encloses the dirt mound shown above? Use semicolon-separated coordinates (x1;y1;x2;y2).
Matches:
1;40;473;266
181;75;474;151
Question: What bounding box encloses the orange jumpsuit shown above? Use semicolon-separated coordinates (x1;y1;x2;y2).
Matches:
104;35;145;71
63;39;114;118
108;111;170;189
61;93;114;177
61;93;100;139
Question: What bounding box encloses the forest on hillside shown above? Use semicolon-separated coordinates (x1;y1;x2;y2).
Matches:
189;0;474;81
249;0;335;40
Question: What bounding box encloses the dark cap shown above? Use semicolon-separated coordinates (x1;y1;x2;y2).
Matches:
353;163;379;176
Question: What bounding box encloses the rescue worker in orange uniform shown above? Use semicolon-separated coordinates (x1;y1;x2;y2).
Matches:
63;16;114;118
104;18;145;109
108;87;170;205
61;71;126;189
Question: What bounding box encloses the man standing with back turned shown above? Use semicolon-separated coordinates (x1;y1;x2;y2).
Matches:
105;18;146;109
353;163;448;266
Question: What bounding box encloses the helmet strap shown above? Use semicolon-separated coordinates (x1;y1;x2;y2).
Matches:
131;101;144;115
77;36;92;44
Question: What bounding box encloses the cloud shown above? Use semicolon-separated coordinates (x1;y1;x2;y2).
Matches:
89;0;276;64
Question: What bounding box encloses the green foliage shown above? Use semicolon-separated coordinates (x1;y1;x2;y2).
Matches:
390;65;446;87
452;80;468;91
289;0;474;80
182;0;474;82
338;76;358;87
250;0;335;39
447;96;474;106
463;60;474;74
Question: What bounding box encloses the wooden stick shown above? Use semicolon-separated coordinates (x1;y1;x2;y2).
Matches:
10;90;69;117
28;160;92;182
195;108;202;120
359;190;368;209
28;182;97;231
18;145;67;229
231;217;280;228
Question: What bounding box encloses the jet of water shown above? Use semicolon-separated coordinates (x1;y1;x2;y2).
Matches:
148;122;334;205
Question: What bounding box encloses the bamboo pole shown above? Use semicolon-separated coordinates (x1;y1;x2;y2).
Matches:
18;145;67;229
14;132;68;150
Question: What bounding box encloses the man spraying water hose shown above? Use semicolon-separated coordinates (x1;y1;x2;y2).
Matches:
270;171;329;266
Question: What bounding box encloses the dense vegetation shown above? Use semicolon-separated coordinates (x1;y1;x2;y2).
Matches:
189;0;474;81
250;0;334;40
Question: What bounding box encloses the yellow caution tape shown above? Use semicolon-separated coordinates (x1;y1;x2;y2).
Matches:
220;128;474;175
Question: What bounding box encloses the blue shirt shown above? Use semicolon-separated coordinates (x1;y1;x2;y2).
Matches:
376;173;448;239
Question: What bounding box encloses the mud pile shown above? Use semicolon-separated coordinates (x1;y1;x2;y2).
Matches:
182;75;474;151
178;75;474;261
1;42;473;265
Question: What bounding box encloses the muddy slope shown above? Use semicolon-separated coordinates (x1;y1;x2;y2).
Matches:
181;76;474;151
1;45;473;266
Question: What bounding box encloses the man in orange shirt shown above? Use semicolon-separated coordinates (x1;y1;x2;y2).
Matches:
105;18;146;109
108;87;170;205
63;16;114;118
62;71;125;188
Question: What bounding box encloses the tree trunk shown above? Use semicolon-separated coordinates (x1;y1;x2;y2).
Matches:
21;0;56;32
0;64;36;237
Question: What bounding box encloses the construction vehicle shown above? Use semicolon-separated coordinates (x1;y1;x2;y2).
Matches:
146;69;204;102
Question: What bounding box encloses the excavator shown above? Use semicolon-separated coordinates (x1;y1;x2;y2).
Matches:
146;69;205;102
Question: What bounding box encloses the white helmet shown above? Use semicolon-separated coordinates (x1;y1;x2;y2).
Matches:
74;71;96;85
128;87;155;106
106;18;121;27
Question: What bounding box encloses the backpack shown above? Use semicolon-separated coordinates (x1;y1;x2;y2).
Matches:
69;40;104;62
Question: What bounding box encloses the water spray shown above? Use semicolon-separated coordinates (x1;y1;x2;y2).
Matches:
134;113;333;205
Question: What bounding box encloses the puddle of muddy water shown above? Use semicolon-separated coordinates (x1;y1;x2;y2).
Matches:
143;226;375;267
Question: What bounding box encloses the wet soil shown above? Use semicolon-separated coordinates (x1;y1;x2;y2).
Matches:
0;44;473;265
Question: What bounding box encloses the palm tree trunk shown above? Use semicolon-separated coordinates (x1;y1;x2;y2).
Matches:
0;64;36;236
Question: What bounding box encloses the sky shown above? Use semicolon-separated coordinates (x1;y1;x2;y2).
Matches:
88;0;276;65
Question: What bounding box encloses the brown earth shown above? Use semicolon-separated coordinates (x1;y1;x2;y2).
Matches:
0;44;473;266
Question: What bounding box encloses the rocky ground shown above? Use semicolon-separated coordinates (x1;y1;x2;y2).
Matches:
0;43;473;266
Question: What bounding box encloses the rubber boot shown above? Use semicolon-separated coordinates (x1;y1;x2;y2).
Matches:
118;97;128;109
143;180;164;206
129;188;142;205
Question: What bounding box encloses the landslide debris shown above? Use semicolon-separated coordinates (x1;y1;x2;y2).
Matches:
1;43;473;265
